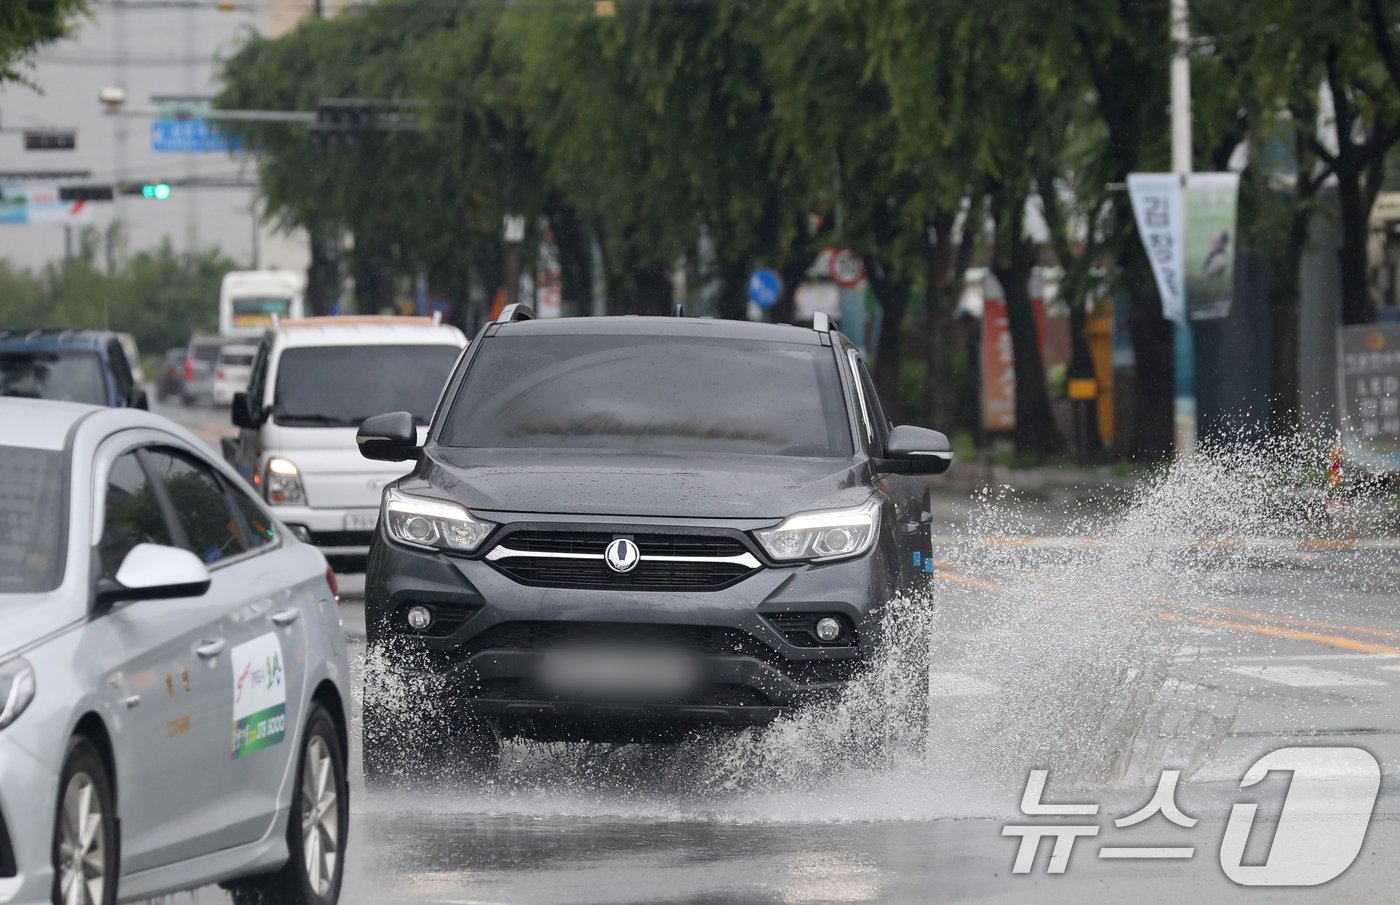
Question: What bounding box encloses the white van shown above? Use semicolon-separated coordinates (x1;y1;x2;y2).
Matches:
219;270;306;339
229;316;467;559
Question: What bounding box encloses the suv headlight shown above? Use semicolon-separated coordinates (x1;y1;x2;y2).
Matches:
754;498;881;562
0;658;36;731
264;457;305;506
384;489;494;552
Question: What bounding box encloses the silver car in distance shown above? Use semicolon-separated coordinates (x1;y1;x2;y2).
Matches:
0;398;351;905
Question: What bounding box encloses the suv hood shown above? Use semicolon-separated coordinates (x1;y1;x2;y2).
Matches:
416;447;875;520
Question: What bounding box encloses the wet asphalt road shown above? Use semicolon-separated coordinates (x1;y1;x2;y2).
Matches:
149;398;1400;904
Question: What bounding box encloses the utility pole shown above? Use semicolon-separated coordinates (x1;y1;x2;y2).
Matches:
1170;0;1191;176
1170;0;1195;454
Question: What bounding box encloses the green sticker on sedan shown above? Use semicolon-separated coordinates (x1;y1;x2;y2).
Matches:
231;633;287;759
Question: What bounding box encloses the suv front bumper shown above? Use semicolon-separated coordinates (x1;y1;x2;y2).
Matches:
364;522;900;738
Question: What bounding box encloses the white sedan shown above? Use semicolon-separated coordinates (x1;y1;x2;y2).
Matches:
0;398;351;905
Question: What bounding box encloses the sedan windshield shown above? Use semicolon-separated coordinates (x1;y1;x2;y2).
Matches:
273;344;461;427
0;445;66;593
438;335;853;457
0;350;107;406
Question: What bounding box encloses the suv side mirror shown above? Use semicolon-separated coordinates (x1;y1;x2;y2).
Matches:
231;391;262;429
880;425;954;475
97;543;211;607
128;387;149;410
357;411;420;462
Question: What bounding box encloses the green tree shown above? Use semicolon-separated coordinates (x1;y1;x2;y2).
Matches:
1;0;87;86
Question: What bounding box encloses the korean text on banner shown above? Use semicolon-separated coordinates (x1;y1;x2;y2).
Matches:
1127;173;1185;324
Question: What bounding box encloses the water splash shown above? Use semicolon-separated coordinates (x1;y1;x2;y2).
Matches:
362;433;1397;818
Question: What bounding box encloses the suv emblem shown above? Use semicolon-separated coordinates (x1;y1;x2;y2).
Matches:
604;538;640;574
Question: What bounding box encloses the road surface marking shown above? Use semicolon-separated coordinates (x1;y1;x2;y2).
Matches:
1226;664;1387;688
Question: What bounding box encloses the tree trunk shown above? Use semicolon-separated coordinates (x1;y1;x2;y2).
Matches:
305;223;338;316
866;257;910;423
1335;154;1376;326
709;258;743;320
547;200;592;316
993;196;1061;456
1268;204;1309;434
1123;247;1176;461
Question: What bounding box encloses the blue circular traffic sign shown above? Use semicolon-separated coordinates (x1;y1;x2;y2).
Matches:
747;268;782;310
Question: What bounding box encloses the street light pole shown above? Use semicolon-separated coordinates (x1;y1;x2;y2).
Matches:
1170;0;1191;176
1171;0;1196;454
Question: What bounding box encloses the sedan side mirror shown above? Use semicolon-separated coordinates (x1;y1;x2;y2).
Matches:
97;543;211;607
357;411;420;462
231;391;262;429
879;425;954;475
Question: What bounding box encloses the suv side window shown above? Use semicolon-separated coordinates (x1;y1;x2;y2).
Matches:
143;449;249;565
99;451;173;578
856;357;891;451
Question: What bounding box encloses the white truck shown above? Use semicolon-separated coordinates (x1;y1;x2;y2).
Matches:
219;270;306;338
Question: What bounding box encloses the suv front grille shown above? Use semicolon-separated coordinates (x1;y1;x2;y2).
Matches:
486;529;760;591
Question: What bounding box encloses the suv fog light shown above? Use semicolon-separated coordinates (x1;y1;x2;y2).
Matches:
815;616;842;643
405;605;433;631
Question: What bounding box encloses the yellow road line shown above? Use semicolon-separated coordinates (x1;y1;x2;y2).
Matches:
1189;617;1400;655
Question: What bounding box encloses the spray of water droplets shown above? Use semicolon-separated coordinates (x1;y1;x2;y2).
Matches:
361;433;1397;819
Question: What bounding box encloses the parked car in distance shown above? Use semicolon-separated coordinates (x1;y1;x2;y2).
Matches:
214;343;258;405
157;345;186;401
229;315;467;564
116;332;145;384
183;335;227;406
0;328;147;409
0;396;351;905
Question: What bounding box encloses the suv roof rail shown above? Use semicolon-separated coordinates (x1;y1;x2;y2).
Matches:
812;311;831;333
496;302;534;325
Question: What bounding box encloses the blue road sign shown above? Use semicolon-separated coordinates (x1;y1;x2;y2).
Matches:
151;120;242;153
747;267;782;310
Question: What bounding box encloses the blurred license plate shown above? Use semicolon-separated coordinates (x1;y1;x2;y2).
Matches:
343;511;378;531
539;647;699;699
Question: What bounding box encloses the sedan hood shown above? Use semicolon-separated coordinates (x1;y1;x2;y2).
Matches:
414;447;875;519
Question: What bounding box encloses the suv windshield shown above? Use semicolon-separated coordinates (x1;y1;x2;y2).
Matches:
438;335;853;457
273;344;461;427
0;350;107;405
0;445;65;593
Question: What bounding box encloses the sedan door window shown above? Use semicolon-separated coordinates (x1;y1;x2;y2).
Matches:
142;450;248;565
98;451;173;579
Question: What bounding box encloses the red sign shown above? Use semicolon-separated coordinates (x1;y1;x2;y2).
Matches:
981;273;1047;433
828;248;866;288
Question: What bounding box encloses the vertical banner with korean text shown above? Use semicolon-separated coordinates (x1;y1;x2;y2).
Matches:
1184;173;1239;321
1337;323;1400;473
1127;174;1185;324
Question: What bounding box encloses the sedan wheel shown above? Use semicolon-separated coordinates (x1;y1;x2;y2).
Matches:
301;736;340;896
225;703;347;905
53;739;116;905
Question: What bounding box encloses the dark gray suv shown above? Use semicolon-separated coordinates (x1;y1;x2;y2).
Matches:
358;308;952;778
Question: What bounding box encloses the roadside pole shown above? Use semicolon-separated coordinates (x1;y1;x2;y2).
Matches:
1171;0;1197;455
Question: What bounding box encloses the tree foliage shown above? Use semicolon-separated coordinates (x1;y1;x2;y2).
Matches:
210;0;1400;460
0;0;87;86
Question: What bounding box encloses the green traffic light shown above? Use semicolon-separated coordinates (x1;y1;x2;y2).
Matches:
142;183;172;200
